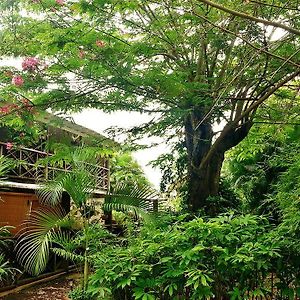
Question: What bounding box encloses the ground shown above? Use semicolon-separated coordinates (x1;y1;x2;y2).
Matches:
0;275;77;300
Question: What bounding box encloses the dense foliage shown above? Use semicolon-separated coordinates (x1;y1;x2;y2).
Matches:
223;93;300;258
66;213;297;300
0;226;18;283
110;152;151;188
68;95;300;299
0;157;19;283
0;1;299;298
224;92;300;214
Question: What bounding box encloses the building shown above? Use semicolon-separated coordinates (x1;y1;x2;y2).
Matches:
0;111;112;234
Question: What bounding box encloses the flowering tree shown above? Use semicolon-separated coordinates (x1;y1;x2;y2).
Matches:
0;0;299;212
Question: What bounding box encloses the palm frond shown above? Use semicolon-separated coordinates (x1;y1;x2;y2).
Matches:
0;226;13;235
62;171;96;207
15;207;74;276
51;247;84;263
37;148;100;208
0;254;20;281
36;177;65;206
0;155;12;179
104;183;160;220
0;226;14;250
17;148;109;276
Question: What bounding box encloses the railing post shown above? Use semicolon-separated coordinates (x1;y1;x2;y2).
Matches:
45;151;49;181
153;199;159;212
19;148;22;177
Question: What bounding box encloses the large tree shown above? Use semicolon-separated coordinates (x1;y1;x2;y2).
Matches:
0;0;299;212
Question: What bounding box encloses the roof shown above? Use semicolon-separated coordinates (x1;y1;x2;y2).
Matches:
1;100;117;146
35;111;118;146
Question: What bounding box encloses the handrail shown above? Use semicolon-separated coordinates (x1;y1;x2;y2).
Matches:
0;142;109;191
0;142;50;156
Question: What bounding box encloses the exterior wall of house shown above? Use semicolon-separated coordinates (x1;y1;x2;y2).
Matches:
0;192;39;234
0;190;71;235
0;116;111;235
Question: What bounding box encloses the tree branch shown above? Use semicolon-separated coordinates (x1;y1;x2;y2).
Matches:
196;0;300;36
190;11;300;69
199;69;300;168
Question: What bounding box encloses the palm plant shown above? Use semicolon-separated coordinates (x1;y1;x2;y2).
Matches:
0;255;19;282
15;148;159;291
16;149;100;288
104;183;159;226
15;208;74;276
0;156;19;281
0;155;12;179
0;226;19;282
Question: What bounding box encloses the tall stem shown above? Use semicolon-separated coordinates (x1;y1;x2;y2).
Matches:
83;205;89;291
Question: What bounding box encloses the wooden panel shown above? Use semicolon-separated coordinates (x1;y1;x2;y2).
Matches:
0;192;39;234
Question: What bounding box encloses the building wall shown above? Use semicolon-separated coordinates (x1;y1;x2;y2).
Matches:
0;191;71;235
0;192;40;235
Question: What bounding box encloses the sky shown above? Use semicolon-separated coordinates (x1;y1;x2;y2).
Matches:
72;109;167;188
1;56;228;190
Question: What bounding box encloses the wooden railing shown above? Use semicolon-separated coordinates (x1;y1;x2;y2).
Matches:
0;142;109;192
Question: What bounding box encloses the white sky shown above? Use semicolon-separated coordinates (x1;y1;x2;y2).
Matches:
72;109;166;188
1;56;229;190
1;6;288;189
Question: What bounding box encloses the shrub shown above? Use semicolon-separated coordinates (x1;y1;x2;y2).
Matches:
0;226;19;283
88;213;293;300
69;287;96;300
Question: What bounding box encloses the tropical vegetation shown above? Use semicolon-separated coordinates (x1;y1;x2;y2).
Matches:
0;157;19;283
0;0;299;299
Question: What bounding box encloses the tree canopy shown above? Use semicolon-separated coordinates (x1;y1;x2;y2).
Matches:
0;0;299;212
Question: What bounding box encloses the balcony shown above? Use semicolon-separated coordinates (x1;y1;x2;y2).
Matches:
0;142;109;194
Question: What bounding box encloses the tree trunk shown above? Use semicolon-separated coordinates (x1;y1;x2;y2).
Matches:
184;110;253;213
188;152;224;214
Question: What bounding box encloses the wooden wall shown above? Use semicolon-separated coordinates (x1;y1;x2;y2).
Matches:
0;192;40;235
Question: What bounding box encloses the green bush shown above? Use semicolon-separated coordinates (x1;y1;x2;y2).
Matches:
0;226;19;282
69;287;96;300
88;213;296;300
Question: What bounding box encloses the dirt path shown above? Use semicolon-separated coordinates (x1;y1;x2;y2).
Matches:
0;276;77;300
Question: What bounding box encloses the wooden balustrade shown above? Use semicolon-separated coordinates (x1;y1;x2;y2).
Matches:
0;142;109;191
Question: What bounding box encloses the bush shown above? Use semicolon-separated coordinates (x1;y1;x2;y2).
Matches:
68;287;96;300
0;226;19;283
88;213;297;300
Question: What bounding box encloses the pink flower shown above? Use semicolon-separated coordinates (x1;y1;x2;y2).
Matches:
22;57;40;71
0;105;10;114
12;75;24;87
55;0;64;6
6;142;13;150
96;40;105;48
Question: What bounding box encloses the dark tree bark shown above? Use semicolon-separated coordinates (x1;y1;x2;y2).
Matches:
187;151;224;213
185;110;253;213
